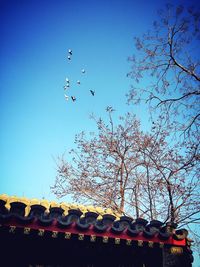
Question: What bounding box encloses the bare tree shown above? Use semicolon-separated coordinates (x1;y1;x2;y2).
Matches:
52;109;200;227
137;121;200;226
127;4;200;139
52;109;144;215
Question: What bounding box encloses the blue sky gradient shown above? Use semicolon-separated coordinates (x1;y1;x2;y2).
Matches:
1;0;200;194
1;0;160;199
1;0;200;265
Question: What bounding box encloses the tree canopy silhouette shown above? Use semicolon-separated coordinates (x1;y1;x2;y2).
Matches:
52;108;200;227
127;4;200;140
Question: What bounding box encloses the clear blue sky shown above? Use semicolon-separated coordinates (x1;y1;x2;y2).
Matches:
0;0;199;265
1;0;199;196
0;0;161;200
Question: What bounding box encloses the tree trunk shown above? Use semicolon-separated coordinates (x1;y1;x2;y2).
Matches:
167;181;175;223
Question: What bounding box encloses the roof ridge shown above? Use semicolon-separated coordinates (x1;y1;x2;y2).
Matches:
0;194;122;217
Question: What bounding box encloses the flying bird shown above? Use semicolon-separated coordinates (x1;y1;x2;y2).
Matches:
77;80;81;85
63;83;70;90
68;49;72;55
90;90;95;96
81;69;85;74
65;78;70;83
71;96;76;102
64;94;69;101
67;55;71;60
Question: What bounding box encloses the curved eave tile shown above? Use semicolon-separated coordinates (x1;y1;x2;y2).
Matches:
0;194;189;247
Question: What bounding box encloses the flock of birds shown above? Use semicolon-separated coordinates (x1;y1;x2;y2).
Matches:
63;49;95;102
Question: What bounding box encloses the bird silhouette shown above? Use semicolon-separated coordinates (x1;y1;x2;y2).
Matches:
90;90;95;96
64;94;69;101
63;49;97;103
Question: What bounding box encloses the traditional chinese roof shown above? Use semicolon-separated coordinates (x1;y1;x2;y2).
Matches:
0;194;191;248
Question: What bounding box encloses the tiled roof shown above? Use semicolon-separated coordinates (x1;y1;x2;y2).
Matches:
0;194;191;248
